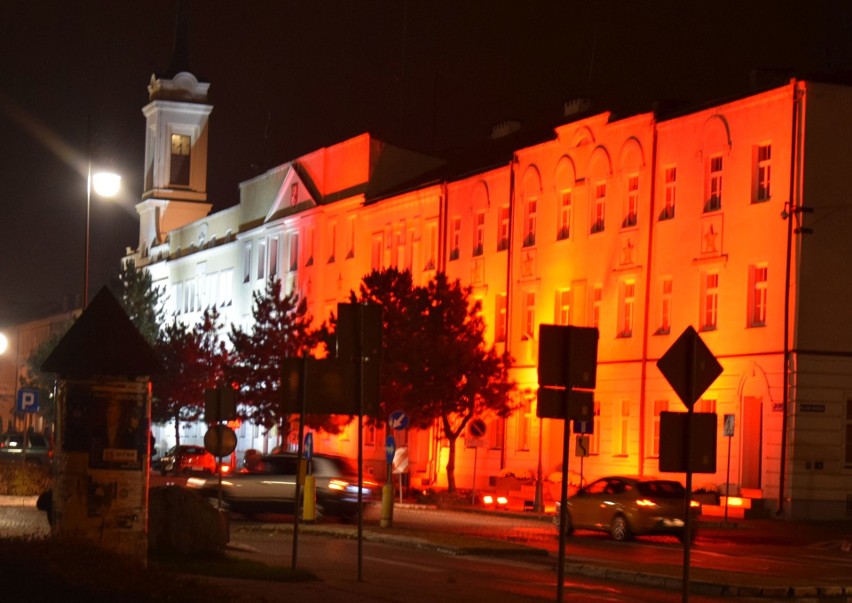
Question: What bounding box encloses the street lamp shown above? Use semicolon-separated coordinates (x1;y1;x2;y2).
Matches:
83;156;121;308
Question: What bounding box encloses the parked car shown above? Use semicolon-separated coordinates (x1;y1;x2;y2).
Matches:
186;452;378;521
159;445;217;476
0;432;52;464
554;476;699;542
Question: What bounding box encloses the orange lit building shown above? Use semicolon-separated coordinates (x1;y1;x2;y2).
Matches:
128;64;852;520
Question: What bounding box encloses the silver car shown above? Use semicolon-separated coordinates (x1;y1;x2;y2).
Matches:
187;452;377;521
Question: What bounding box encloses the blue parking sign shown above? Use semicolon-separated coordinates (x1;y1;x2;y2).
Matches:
16;389;39;413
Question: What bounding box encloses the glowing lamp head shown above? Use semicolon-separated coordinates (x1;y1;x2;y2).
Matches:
92;171;121;197
0;333;7;355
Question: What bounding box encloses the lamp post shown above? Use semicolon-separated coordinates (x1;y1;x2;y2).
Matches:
83;137;121;308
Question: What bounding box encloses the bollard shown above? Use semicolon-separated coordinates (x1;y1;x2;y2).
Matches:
380;482;394;528
303;474;316;522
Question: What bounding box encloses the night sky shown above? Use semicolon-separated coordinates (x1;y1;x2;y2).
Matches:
1;1;850;326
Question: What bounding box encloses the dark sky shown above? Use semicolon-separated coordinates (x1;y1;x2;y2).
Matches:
1;1;850;326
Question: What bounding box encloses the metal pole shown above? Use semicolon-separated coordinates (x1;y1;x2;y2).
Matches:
556;404;570;603
291;357;307;571
84;138;92;309
357;307;364;582
724;434;732;525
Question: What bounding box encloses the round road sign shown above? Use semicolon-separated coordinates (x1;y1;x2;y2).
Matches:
204;425;238;457
468;418;487;438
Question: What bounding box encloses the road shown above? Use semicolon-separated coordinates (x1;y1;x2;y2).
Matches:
224;503;852;601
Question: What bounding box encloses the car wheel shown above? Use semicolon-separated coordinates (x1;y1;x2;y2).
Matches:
610;515;633;541
555;510;574;536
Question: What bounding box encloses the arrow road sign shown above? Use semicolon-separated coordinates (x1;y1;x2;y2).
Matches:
388;410;409;430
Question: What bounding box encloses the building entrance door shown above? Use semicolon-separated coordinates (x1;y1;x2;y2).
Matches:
741;396;763;489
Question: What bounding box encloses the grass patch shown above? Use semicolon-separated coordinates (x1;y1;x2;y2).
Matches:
0;461;51;495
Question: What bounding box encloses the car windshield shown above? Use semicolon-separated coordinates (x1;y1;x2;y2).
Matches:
637;480;685;498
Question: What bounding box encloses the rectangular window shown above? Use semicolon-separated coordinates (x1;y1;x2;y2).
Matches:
497;206;510;251
305;226;315;267
523;291;536;340
256;240;266;280
659;277;673;334
524;199;537;246
473;212;485;256
371;232;384;271
650;400;669;457
556;289;572;325
589;400;601;455
623;175;638;228
696;398;716;414
615;400;630;456
328;222;337;263
169;133;191;186
705;155;723;212
750;265;768;327
450;216;461;260
218;269;233;307
591;183;606;233
495;293;507;343
346;218;356;260
288;232;299;272
702;272;719;330
755;144;772;202
619;280;635;337
557;190;571;240
488;417;505;450
243;242;252;283
592;284;602;330
425;222;437;270
516;395;532;451
269;236;279;277
174;282;183;314
661;166;676;220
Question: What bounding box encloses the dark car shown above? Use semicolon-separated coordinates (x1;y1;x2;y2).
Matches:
0;432;52;464
159;445;217;476
186;452;377;521
554;475;699;542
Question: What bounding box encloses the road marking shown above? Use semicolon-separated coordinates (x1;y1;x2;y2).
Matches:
364;555;443;573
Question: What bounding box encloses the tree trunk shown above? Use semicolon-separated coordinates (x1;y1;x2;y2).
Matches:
446;433;458;493
174;411;181;448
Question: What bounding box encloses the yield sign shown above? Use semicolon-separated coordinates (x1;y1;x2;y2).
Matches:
657;326;722;410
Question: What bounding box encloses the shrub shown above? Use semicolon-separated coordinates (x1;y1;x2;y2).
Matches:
0;462;51;496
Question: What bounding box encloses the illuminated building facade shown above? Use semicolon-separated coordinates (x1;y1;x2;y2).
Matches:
128;67;852;519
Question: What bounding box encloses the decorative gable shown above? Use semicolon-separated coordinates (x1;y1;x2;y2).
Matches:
265;165;316;223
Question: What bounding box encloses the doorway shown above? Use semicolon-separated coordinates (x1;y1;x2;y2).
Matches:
741;396;763;489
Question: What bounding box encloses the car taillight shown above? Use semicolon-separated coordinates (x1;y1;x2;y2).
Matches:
328;478;349;491
690;500;701;508
636;499;658;507
220;464;231;474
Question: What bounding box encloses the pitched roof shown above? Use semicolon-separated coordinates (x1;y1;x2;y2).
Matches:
41;287;162;377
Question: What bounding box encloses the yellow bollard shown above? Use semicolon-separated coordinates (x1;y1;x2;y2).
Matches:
303;474;316;522
380;482;394;528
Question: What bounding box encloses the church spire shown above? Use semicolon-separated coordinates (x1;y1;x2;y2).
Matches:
164;0;191;78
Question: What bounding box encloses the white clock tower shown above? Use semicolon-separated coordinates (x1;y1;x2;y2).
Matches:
135;7;212;262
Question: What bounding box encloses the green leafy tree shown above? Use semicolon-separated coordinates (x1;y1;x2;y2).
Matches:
342;268;516;492
109;258;166;345
229;278;321;440
152;308;230;446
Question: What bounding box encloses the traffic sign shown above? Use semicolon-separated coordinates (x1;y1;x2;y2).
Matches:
468;418;487;438
385;435;396;464
388;410;409;430
16;389;39;413
656;326;722;410
204;424;238;457
304;432;313;460
723;414;735;437
573;420;594;435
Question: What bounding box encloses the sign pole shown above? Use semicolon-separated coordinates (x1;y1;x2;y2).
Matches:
291;357;307;571
556;410;570;603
